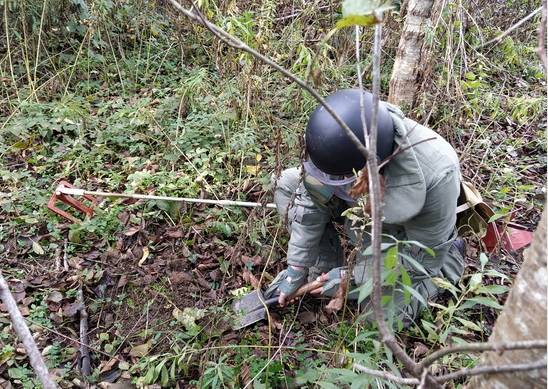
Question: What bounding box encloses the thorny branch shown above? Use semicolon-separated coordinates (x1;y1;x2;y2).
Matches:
0;272;57;389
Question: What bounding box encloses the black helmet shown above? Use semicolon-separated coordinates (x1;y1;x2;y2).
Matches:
304;89;395;182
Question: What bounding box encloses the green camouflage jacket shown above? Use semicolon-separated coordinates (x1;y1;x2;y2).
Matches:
286;104;462;283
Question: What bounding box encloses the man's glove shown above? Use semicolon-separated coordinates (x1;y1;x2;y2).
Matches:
278;265;308;305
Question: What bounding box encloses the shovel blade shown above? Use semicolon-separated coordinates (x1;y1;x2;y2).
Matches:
231;290;277;330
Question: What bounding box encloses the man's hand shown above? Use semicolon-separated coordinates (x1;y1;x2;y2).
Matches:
309;267;347;296
278;265;309;306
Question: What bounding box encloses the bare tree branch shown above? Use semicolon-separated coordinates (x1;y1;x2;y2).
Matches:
77;287;91;376
0;272;57;389
378;137;436;170
353;363;420;385
365;19;440;387
355;26;370;150
538;0;547;73
436;357;547;383
479;7;542;48
166;0;369;160
420;340;548;369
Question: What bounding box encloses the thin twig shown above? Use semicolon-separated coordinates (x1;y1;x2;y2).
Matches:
435;357;547;383
419;340;547;369
379;137;436;170
353;363;419;385
0;272;57;389
478;7;542;48
77;287;91;376
166;0;369;160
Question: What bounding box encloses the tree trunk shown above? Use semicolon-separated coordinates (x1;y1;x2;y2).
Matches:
388;0;443;109
467;210;547;388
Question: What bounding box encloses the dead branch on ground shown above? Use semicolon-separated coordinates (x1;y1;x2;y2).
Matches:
0;272;57;389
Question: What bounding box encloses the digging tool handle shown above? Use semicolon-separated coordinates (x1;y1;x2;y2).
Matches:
288;279;324;299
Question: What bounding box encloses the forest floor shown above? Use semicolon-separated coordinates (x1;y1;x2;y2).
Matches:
0;1;546;388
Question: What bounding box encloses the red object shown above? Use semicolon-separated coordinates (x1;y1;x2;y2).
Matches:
47;180;98;223
483;221;534;253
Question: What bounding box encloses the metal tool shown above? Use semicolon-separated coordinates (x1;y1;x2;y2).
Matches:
47;181;276;223
232;279;323;330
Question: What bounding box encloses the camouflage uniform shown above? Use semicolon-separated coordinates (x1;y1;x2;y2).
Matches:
273;104;464;326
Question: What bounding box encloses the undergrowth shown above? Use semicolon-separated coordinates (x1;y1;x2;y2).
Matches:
0;0;545;388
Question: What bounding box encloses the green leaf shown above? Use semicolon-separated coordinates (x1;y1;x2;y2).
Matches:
399;252;430;278
459;296;503;311
431;277;459;299
336;14;377;28
32;241;45;255
400;268;412;304
355;278;373;304
479;252;489;271
340;0;394;21
384;246;398;269
385;268;399;286
143;366;155;384
487;208;510;223
401;240;436;257
129;340;151;357
468;273;483;291
118;361;130;370
170;360;177;381
455;316;482;332
160;364;169;386
399;283;427;308
8;367;27;380
484;269;508;280
363;242;395;256
476;284;510;295
318;382;339;389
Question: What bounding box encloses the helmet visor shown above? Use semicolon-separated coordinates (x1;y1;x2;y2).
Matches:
303;160;357;186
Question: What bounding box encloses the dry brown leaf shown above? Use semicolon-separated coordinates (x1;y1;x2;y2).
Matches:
100;357;119;373
18;306;30;316
242;269;260;289
169;271;193;285
297;311;317;324
123;226;141;236
46;291;63;303
117;275;128;288
62;301;81;317
166;228;183;238
413;342;429;358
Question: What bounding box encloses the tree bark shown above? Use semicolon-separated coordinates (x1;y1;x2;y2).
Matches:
388;0;443;109
467;210;547;388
